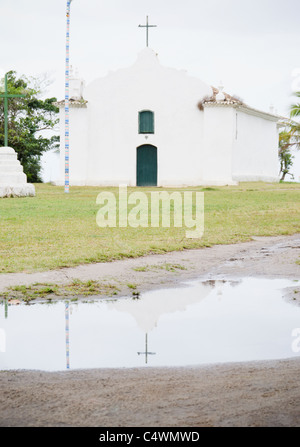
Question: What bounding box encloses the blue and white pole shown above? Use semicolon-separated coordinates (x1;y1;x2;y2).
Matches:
65;0;73;193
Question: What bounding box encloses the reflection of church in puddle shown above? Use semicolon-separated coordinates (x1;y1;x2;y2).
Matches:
2;279;243;370
1;280;230;370
110;280;223;365
59;280;228;369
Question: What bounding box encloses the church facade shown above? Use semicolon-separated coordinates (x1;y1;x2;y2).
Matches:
56;48;280;187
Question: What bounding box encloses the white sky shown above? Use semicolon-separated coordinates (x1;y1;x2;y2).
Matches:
1;0;300;180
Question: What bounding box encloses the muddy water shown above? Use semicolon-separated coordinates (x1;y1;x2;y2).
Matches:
0;278;299;371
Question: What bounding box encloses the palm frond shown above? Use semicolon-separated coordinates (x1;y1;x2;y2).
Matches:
290;103;300;118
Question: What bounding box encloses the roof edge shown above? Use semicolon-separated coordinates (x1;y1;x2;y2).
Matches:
54;98;88;108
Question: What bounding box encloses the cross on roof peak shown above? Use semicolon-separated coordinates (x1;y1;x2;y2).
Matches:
138;16;157;48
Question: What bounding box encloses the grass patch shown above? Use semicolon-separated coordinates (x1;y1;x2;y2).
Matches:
62;279;119;296
133;263;187;272
127;283;138;290
201;187;220;191
133;266;149;272
0;182;299;273
0;280;120;302
162;263;187;272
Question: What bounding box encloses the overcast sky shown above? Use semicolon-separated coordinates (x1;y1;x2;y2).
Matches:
1;0;300;116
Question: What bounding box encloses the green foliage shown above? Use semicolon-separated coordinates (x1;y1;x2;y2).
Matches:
278;91;300;181
290;92;300;119
0;71;59;182
279;130;295;181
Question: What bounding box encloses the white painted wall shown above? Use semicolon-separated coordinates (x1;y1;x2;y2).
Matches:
59;105;89;185
41;150;60;183
232;109;279;182
202;105;236;185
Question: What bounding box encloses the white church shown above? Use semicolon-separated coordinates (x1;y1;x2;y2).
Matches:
55;46;281;187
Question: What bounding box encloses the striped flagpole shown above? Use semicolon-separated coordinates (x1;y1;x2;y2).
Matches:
65;0;73;193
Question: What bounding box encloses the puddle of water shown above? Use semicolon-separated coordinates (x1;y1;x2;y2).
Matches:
0;278;299;371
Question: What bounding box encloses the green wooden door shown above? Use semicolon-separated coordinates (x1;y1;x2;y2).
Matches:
137;145;157;187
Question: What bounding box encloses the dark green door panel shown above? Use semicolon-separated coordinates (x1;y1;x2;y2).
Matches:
136;145;157;187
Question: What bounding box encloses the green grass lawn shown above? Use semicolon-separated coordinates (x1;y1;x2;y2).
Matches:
0;182;300;274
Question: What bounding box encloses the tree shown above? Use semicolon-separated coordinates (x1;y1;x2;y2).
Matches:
279;130;294;181
0;71;59;182
278;92;300;182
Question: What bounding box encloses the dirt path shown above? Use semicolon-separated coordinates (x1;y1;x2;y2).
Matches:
0;234;300;427
1;358;300;427
1;234;300;299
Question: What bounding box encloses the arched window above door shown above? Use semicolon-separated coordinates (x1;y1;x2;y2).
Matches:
139;110;154;134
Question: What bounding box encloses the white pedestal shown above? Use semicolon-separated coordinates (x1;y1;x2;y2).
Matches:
0;147;36;198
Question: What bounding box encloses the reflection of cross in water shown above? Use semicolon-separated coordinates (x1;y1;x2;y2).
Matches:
137;333;156;364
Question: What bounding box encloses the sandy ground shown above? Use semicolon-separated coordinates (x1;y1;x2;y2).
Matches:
0;234;300;427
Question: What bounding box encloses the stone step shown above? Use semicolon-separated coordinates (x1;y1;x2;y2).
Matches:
0;172;27;183
0;164;23;172
0;148;35;198
0;154;18;162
